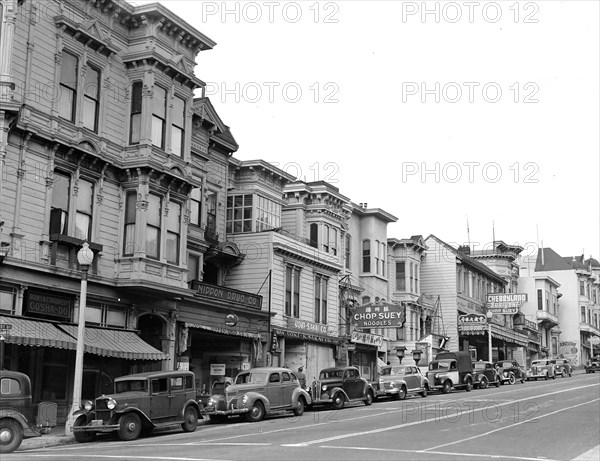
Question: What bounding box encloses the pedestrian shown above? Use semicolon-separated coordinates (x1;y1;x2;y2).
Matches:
297;366;307;388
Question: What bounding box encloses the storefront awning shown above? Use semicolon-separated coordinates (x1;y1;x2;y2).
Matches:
491;324;528;347
185;322;262;340
0;315;76;350
58;324;167;361
274;328;341;345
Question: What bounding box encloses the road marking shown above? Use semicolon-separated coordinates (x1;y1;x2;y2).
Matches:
319;445;561;461
20;456;234;461
572;445;600;461
424;398;600;451
280;383;598;447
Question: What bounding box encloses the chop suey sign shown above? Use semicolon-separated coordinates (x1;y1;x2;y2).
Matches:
352;302;406;328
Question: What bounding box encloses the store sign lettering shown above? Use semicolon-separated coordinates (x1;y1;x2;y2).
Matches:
350;331;384;347
195;282;262;309
352;302;406;328
26;292;72;318
486;293;527;313
287;318;328;334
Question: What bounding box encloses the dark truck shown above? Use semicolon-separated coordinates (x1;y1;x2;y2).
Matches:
426;351;474;394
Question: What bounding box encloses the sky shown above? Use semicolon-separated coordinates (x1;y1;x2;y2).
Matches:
141;0;599;261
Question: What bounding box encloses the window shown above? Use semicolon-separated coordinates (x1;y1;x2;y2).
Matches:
0;286;16;314
331;228;338;256
226;194;252;233
415;263;419;293
323;225;330;253
314;274;328;324
146;194;161;259
151;85;167;148
188;253;202;282
344;234;350;269
381;242;386;276
206;191;217;236
190;188;201;226
463;271;469;297
151;378;168;394
282;372;291;382
129;81;142;144
375;240;380;275
396;262;406;291
75;179;94;240
0;378;21;395
123;191;137;256
580;280;585;296
537;289;543;310
581;306;586;323
49;171;70;235
256;196;281;232
545;290;550;314
171;95;185;156
166;201;181;264
309;223;318;248
409;262;415;292
362;296;370;304
77;301;127;328
83;64;100;132
285;266;301;318
171;376;184;391
362;240;371;272
58;51;78;122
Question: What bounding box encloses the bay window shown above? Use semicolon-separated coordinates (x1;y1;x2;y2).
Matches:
123;191;137;256
151;85;167;148
171;95;185;156
129;81;142;144
166;201;181;264
396;261;406;291
362;240;371;273
146;194;161;259
190;188;201;226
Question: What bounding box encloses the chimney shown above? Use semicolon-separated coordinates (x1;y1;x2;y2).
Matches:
458;245;470;255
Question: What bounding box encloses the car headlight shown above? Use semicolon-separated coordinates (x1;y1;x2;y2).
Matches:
83;400;93;411
242;395;248;404
322;385;327;392
435;373;440;379
106;399;117;410
207;398;215;407
503;371;508;377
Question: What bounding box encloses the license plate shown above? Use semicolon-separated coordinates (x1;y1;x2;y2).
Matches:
90;419;103;426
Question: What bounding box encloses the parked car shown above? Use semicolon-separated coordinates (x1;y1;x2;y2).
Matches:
311;366;375;409
527;359;556;380
472;361;501;389
374;365;429;400
550;359;572;377
204;367;310;423
585;355;600;373
0;370;57;454
426;351;474;394
72;370;201;442
494;360;527;384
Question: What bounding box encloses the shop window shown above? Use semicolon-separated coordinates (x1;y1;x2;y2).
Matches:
0;286;16;314
58;50;78;122
75;302;127;328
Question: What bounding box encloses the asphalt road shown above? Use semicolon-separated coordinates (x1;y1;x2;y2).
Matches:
8;372;600;461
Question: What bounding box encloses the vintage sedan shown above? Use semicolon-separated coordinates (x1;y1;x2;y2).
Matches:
550;359;572;377
375;365;428;399
527;359;556;380
311;366;375;409
72;370;201;442
494;360;527;385
0;370;57;453
472;361;501;389
204;367;310;423
585;356;600;373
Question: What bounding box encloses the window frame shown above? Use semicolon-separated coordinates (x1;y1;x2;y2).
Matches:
58;50;78;122
166;201;181;265
49;170;71;236
146;193;162;260
170;94;186;157
75;178;94;241
314;273;328;324
285;265;301;318
82;63;101;132
123;191;137;256
362;239;371;273
129;81;143;144
151;84;167;149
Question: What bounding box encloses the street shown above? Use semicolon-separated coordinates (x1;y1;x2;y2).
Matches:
9;373;600;461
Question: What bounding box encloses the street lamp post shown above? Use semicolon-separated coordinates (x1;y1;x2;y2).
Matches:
487;309;494;362
395;345;407;364
411;349;423;367
65;242;94;436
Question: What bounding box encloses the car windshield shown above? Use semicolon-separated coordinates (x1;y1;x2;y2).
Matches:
429;361;451;371
473;363;487;370
235;372;267;384
320;369;343;379
532;361;547;365
115;379;148;393
500;362;513;368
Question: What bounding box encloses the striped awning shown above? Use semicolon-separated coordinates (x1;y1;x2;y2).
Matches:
57;324;167;361
0;315;76;350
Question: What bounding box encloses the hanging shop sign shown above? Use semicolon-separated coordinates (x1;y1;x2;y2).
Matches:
458;313;487;334
351;302;405;328
210;364;226;376
350;331;384;347
486;293;527;314
194;281;262;309
286;318;328;335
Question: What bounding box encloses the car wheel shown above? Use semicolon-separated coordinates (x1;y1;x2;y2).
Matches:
364;390;374;406
74;416;97;443
181;406;199;432
495;379;500;388
118;413;142;441
479;377;488;390
332;393;345;410
420;385;428;398
442;381;452;394
398;385;408;400
293;397;305;416
465;378;473;392
246;401;265;422
508;373;516;385
0;418;24;454
544;372;549;380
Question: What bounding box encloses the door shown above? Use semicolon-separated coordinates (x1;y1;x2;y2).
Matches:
281;371;296;408
404;367;420;391
342;369;361;399
149;377;171;420
169;375;188;420
265;372;284;409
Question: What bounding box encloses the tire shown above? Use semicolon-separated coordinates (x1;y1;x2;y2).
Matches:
181;406;199;433
332;393;345;410
118;413;142;441
364;390;373;406
508;373;516;385
479;377;488;390
465;378;473;392
74;416;97;443
552;373;556;380
399;385;408;400
0;418;24;454
293;397;305;416
246;401;265;422
544;373;549;380
420;385;428;398
442;381;452;394
495;379;500;388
